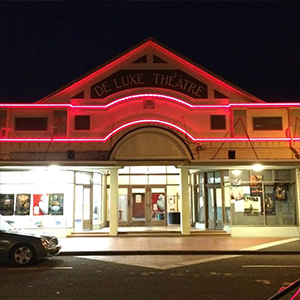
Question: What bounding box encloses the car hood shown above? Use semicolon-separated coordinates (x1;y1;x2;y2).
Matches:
5;229;55;239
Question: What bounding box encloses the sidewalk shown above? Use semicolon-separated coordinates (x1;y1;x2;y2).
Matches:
58;235;300;256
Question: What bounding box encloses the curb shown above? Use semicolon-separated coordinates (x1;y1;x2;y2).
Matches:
58;250;300;256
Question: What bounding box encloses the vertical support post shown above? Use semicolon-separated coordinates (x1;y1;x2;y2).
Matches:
109;168;118;236
180;168;190;235
102;174;108;227
296;168;300;226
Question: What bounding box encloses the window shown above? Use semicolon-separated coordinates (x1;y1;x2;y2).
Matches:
0;110;7;127
75;115;90;130
230;169;296;226
211;115;226;130
15;117;47;131
253;117;282;130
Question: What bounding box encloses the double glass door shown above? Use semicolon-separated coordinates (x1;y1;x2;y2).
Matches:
118;186;166;226
195;171;224;230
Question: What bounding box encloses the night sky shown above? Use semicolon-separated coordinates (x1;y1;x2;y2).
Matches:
0;1;299;103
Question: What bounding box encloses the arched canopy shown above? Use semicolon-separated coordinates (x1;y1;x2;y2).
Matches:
109;126;193;161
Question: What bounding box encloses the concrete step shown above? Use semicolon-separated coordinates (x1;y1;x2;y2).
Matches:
67;230;230;238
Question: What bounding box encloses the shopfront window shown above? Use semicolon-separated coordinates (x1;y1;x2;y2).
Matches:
0;169;103;230
230;169;296;226
0;169;73;228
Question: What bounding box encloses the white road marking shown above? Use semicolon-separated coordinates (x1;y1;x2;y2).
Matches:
7;267;73;271
77;254;240;270
243;265;300;268
242;237;300;251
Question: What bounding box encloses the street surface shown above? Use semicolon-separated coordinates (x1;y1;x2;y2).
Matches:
1;253;299;300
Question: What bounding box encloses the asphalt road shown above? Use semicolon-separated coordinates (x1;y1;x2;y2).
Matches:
1;253;299;300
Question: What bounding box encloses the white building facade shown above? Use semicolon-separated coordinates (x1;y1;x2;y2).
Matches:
0;39;299;238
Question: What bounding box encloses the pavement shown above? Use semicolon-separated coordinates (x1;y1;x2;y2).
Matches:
58;234;300;256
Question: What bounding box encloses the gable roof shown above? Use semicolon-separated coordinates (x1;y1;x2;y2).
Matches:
38;37;264;104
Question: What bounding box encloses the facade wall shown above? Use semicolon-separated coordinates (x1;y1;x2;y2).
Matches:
0;39;299;237
0;104;299;161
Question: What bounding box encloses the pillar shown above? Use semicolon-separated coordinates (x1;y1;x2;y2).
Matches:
109;168;119;236
296;168;300;228
180;167;190;235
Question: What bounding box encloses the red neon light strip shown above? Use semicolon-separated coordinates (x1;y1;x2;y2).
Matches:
1;119;299;143
0;104;70;108
0;94;299;110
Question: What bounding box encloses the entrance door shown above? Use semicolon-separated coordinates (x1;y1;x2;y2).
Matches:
74;185;93;231
132;188;146;224
131;186;166;226
150;187;166;225
207;187;223;230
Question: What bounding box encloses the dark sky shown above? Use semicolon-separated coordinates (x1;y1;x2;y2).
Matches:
0;1;299;103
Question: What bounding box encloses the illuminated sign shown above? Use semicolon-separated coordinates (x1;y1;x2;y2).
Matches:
1;119;299;143
90;70;208;99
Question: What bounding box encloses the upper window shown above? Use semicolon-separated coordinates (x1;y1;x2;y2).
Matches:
211;115;226;130
74;115;90;130
15;117;47;131
253;117;282;130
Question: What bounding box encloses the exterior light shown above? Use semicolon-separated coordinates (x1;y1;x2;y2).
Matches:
252;164;264;172
231;170;241;176
47;165;60;171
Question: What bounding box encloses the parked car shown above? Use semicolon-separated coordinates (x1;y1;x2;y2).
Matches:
268;279;300;300
0;218;61;266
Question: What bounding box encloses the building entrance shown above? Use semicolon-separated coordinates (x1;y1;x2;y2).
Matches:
194;171;225;231
111;165;180;227
118;186;167;226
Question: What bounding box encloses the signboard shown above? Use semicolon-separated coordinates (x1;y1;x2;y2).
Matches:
91;69;208;99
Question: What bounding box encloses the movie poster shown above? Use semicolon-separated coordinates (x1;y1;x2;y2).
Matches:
244;196;260;216
15;194;31;215
33;194;49;215
250;175;263;195
264;194;276;215
49;194;64;215
274;183;288;201
230;178;245;201
0;194;14;215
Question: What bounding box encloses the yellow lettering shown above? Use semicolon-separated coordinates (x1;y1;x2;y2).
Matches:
194;85;204;97
93;82;111;96
137;73;145;84
168;75;175;87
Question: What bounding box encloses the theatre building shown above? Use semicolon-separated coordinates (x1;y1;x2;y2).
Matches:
0;38;299;238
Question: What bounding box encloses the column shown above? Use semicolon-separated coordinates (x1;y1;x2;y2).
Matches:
109;168;119;236
296;168;300;228
101;174;108;227
180;167;190;235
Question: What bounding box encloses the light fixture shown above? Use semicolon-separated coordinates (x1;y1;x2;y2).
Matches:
252;164;264;172
47;165;60;171
231;170;241;176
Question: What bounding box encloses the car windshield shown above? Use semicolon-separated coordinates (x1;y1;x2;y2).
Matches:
0;218;15;232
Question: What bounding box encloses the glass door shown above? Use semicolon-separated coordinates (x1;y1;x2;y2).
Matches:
131;186;166;226
118;188;129;225
74;185;93;231
131;188;146;225
83;186;92;230
207;187;223;230
149;187;166;225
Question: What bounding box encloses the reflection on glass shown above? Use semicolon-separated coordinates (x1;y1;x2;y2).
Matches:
118;188;128;222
